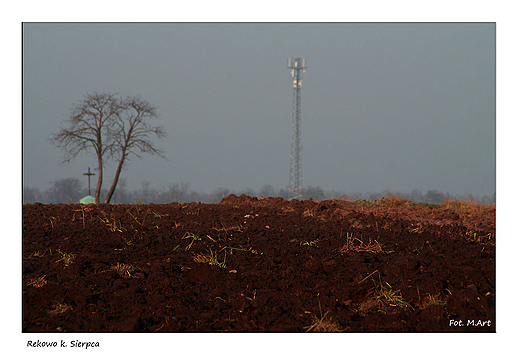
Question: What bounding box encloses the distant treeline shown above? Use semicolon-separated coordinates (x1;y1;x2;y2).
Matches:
23;177;495;205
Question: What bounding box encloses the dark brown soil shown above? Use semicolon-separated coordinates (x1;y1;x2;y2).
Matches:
22;195;495;332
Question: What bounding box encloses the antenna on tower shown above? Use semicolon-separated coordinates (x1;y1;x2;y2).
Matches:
287;57;307;200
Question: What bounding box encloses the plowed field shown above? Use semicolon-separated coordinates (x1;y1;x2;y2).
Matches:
22;195;495;332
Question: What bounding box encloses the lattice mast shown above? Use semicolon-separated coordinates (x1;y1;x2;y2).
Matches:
287;58;307;200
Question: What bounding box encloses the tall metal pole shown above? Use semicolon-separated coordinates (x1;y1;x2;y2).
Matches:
287;58;307;200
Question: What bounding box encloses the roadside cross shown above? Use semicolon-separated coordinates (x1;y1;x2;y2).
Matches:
83;167;96;195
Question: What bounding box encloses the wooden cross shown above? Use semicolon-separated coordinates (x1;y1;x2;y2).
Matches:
83;167;96;196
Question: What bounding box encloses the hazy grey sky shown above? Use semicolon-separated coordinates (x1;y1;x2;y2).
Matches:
22;23;495;198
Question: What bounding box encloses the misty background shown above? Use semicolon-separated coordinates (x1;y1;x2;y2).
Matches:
22;23;495;203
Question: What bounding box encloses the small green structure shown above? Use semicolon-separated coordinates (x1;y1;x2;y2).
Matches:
80;195;96;204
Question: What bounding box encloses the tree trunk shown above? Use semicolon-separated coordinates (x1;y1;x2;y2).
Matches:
95;155;103;204
104;150;127;204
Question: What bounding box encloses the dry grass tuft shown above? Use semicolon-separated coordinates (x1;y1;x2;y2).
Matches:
370;276;413;313
383;196;415;208
442;197;494;214
304;311;343;332
27;275;48;288
418;293;447;309
111;262;136;278
303;297;343;332
339;233;385;254
55;250;76;267
193;249;227;268
302;209;315;217
48;302;73;315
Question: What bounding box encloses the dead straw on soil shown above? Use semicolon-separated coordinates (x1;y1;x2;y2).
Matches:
26;275;48;288
339;232;385;254
370;273;413;313
48;302;73;315
303;295;343;332
54;250;76;267
192;249;227;268
111;262;137;278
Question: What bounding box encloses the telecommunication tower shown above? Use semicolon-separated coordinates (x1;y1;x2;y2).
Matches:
287;57;307;200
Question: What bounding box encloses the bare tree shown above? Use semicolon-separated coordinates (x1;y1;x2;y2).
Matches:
104;97;166;203
50;93;123;203
50;93;166;204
